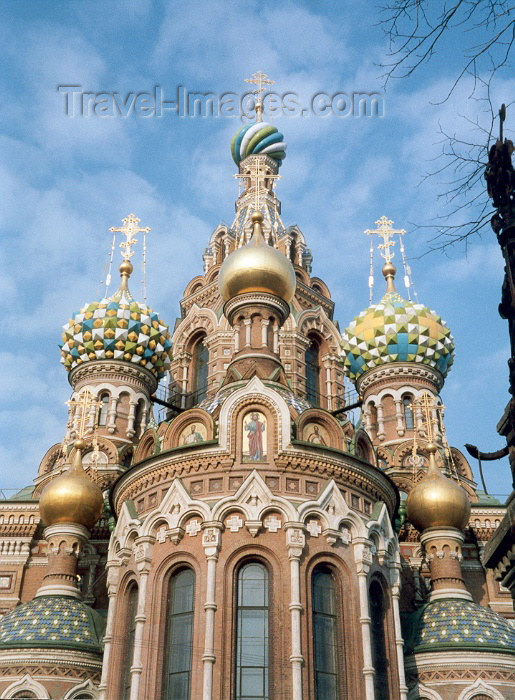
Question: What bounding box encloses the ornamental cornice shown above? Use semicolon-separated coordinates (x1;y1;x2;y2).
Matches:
357;363;444;395
0;648;103;670
224;292;290;322
69;360;157;393
112;443;397;516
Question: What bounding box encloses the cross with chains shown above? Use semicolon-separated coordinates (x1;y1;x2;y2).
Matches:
109;213;150;260
365;216;406;263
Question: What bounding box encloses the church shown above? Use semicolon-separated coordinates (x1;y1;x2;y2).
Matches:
0;75;513;700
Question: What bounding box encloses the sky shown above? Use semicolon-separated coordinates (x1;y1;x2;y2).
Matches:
0;0;513;498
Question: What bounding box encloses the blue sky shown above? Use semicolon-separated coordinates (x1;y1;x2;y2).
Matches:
1;0;513;497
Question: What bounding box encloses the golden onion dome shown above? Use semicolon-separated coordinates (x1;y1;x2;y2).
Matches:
406;443;471;532
39;440;104;530
218;211;296;303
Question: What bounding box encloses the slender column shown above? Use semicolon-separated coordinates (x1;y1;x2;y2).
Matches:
394;399;404;436
98;563;121;700
130;536;154;700
201;524;222;700
127;399;137;438
354;539;375;700
273;324;279;354
107;396;118;433
261;318;270;347
415;405;424;434
243;318;252;347
234;324;240;352
376;402;385;441
389;559;408;700
363;405;373;433
286;525;305;700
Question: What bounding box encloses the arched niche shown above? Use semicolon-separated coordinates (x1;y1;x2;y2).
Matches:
163;409;214;450
296;408;345;450
133;428;158;463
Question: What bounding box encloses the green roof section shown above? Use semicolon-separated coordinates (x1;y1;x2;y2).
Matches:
402;598;515;656
0;485;37;502
475;490;503;506
0;595;105;654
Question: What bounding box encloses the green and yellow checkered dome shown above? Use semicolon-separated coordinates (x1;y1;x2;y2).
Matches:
342;286;454;384
60;267;172;380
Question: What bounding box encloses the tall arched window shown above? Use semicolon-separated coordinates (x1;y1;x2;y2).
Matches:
402;396;414;430
369;580;390;700
120;583;138;700
191;336;208;404
312;565;343;700
305;338;321;406
235;562;269;700
163;568;195;700
98;393;109;426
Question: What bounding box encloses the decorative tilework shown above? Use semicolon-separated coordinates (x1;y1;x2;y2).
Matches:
0;595;105;653
60;286;172;379
342;291;454;382
402;598;515;655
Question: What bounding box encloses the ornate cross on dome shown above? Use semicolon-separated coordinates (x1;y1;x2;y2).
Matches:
66;390;103;441
109;214;150;260
234;157;281;212
245;71;274;122
365;216;406;263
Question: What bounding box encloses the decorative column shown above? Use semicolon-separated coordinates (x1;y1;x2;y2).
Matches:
286;524;306;700
234;323;241;352
107;396;118;433
389;556;408;700
129;536;154;700
394;399;404;436
261;318;270;347
98;561;122;700
201;523;222;700
376;402;385;441
127;399;137;438
353;537;375;700
243;318;252;347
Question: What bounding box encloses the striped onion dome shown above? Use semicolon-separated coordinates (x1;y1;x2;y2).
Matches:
231;122;287;166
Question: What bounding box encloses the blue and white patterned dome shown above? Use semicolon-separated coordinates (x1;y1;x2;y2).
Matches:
60;285;172;380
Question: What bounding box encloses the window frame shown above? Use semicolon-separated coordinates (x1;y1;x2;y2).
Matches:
233;559;272;700
311;563;346;700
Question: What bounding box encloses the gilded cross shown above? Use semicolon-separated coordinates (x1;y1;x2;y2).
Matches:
66;390;103;441
411;393;445;444
365;216;406;263
234;157;280;212
109;213;150;261
244;71;274;122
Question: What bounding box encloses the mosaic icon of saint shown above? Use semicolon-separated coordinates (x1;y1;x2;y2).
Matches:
307;425;326;445
183;424;204;445
244;412;266;461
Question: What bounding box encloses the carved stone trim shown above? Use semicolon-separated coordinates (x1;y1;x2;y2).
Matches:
69;360;157;393
357;363;444;394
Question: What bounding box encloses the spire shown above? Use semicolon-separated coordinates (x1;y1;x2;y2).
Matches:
366;216;406;296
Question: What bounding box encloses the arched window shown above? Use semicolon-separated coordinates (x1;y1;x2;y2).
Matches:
120;583;138;700
191;336;208;404
235;562;269;700
11;693;38;699
98;393;109;426
369;580;390;700
312;565;343;700
305;337;321;406
163;568;195;700
402;396;414;430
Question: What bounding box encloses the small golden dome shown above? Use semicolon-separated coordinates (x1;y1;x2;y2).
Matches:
406;444;471;532
39;441;104;530
218;211;296;303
